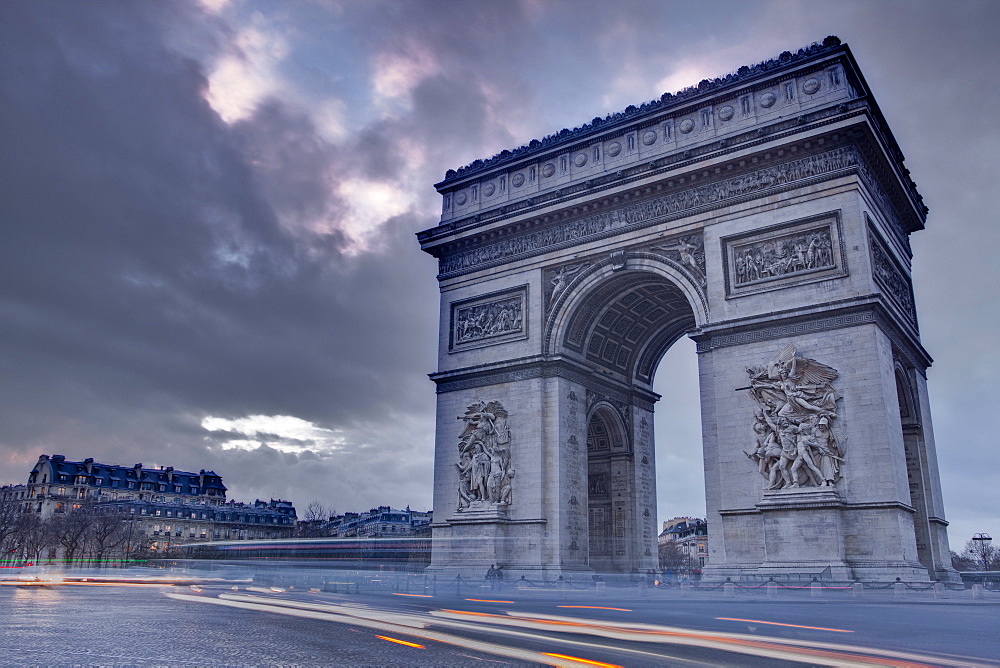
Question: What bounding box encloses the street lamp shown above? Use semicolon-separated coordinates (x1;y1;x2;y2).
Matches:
972;533;993;571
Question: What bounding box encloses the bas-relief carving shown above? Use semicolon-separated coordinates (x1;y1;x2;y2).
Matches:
440;146;860;276
722;213;846;298
450;286;527;351
743;344;845;490
869;227;917;325
732;227;834;286
649;232;706;285
456;400;514;511
455;297;522;345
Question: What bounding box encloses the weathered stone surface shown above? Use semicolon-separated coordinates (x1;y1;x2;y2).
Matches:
419;40;956;583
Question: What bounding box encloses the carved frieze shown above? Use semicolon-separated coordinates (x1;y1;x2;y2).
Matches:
743;344;845;490
722;212;846;298
869;225;917;326
456;400;514;511
449;286;527;351
440;146;860;277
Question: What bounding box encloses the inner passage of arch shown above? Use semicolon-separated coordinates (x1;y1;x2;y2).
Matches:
565;275;696;382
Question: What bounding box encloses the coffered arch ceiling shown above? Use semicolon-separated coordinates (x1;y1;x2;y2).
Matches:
561;271;696;384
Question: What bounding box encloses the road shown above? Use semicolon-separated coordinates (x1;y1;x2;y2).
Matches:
1;574;998;666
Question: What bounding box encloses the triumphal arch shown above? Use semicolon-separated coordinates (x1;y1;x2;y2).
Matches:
418;38;956;582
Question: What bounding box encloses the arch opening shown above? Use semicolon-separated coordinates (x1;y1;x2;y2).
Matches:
558;269;702;574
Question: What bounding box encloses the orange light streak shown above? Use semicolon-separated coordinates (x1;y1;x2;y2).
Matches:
557;606;632;612
542;653;622;667
0;581;173;588
393;593;433;598
465;598;515;603
716;617;854;633
375;635;424;648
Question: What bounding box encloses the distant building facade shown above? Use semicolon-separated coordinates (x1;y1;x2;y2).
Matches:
658;517;709;569
18;454;296;553
325;506;432;538
26;454;227;517
1;484;27;504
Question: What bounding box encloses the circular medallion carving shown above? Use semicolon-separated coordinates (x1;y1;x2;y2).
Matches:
803;78;820;94
574;153;587;167
455;192;467;206
541;163;555;178
718;105;735;121
511;173;525;188
759;92;777;108
678;118;695;134
606;141;622;157
483;183;496;197
641;130;657;145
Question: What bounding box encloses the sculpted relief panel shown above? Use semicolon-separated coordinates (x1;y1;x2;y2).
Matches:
450;286;527;351
456;401;514;511
869;225;917;326
723;213;846;298
743;344;845;490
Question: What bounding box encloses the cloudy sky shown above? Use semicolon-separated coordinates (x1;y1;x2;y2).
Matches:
1;0;997;549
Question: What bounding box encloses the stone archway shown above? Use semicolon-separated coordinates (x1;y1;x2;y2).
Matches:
419;39;959;583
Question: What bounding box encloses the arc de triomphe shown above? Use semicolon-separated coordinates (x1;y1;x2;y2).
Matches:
417;38;957;583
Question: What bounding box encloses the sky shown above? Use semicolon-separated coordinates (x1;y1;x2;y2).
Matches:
1;0;997;551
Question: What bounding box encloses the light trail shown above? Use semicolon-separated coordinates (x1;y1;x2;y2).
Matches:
393;593;433;598
430;608;966;667
557;606;632;612
543;653;622;667
466;598;515;603
375;635;424;648
164;592;989;668
716;617;854;633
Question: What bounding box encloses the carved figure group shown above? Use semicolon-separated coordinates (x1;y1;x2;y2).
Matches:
743;344;845;489
455;298;523;345
735;230;833;285
456;400;514;510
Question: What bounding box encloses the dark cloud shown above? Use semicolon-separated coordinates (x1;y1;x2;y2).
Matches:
0;0;997;542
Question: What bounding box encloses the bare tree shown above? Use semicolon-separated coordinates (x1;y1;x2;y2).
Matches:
658;541;695;575
295;501;334;537
0;496;24;565
87;510;127;568
963;537;998;571
49;505;97;566
11;512;49;566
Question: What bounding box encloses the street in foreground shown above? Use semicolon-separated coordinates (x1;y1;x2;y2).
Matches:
1;571;998;666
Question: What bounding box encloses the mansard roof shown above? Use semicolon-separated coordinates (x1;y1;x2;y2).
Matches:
32;454;227;491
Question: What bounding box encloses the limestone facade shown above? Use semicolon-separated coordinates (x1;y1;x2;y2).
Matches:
418;38;956;582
